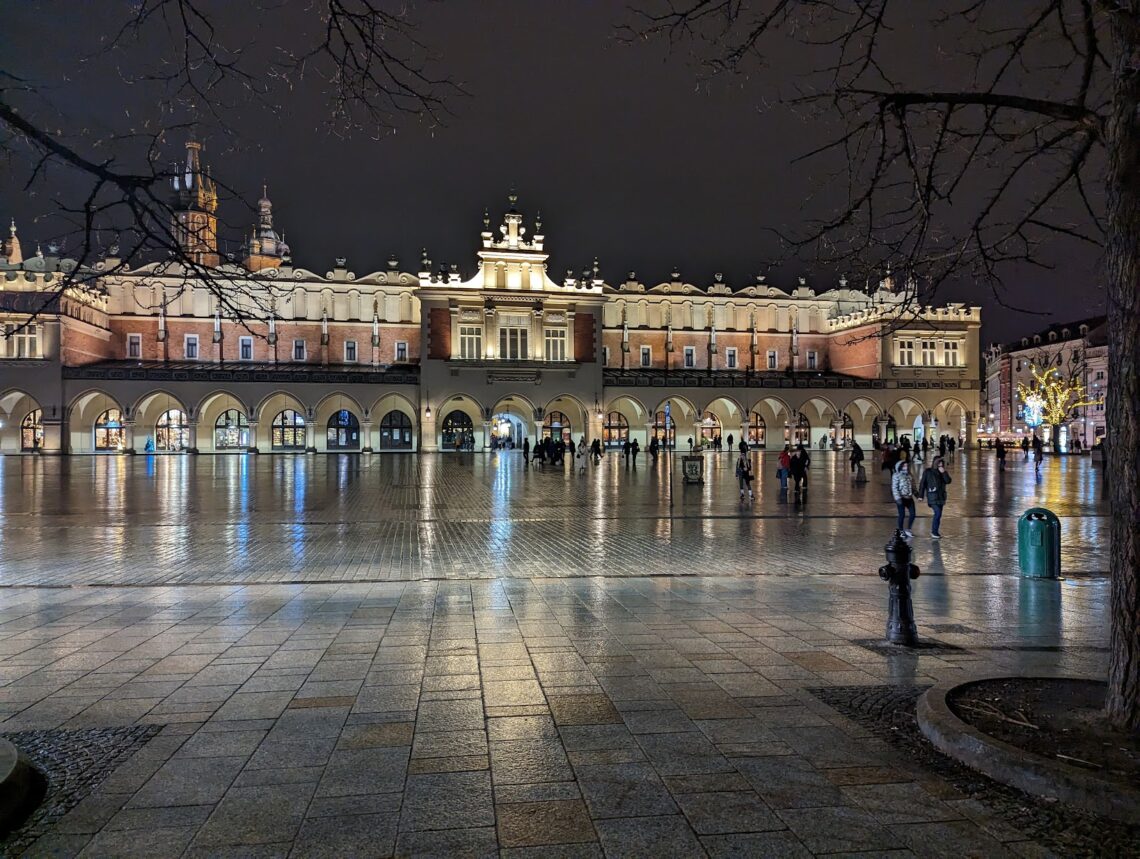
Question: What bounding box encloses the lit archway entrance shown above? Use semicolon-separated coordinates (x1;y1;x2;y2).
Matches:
747;412;765;448
839;413;854;448
542;411;572;443
442;410;474;451
699;412;722;445
652;410;676;449
271;409;306;451
604;411;629;448
215;409;250;450
785;413;810;446
379;410;413;450
155;409;190;451
327;410;360;450
94;409;125;451
21;409;43;451
491;413;525;448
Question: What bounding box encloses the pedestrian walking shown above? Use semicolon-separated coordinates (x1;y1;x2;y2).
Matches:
1021;436;1030;460
591;438;602;463
996;438;1007;471
523;437;530;464
919;456;952;539
622;439;630;462
688;437;694;453
777;445;791;491
649;436;659;462
736;449;754;500
1032;434;1044;475
891;460;917;538
790;445;810;493
849;440;865;474
738;438;748;454
727;433;734;451
631;439;640;465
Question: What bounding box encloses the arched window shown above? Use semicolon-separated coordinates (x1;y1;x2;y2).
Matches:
747;412;765;447
603;411;628;448
94;408;125;451
542;410;572;443
155;409;190;451
442;410;474;451
21;409;43;451
699;412;722;444
326;409;360;450
214;409;249;450
652;410;675;449
379;410;413;449
272;409;306;450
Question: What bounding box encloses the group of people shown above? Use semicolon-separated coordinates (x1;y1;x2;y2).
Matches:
891;454;952;539
993;434;1046;474
733;443;813;500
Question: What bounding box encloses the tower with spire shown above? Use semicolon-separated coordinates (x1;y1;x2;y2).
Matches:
243;185;290;272
170;140;220;267
2;220;22;265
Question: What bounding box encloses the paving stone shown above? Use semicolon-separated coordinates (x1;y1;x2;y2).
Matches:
76;825;197;858
192;783;314;847
399;771;495;831
289;812;398;857
777;805;903;853
315;746;409;796
127;755;246;807
490;738;573;784
393;826;499;858
496;799;597;848
700;830;813;858
547;694;621;726
575;762;678;819
594;815;705;858
674;790;784;835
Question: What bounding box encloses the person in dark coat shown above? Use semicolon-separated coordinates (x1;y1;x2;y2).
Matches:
919;456;952;538
849;440;865;473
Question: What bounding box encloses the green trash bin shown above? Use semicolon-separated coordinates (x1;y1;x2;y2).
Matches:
1018;508;1061;578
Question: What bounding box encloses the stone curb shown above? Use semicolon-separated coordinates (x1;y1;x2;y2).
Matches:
0;738;45;835
916;674;1140;825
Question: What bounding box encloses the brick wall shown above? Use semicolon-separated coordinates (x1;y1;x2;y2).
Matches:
428;308;451;359
61;319;114;365
828;324;883;378
574;313;595;363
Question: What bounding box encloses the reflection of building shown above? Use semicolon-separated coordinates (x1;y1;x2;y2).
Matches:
0;143;983;455
982;317;1107;448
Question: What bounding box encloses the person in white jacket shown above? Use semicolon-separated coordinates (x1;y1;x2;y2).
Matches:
891;460;917;538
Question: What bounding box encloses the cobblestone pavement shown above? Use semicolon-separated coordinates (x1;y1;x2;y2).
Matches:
0;452;1114;856
0;575;1110;858
0;450;1109;585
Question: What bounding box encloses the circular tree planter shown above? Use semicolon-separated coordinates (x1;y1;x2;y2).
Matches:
0;738;46;835
917;675;1140;824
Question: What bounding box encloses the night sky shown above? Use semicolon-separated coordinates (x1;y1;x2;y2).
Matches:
1;1;1104;346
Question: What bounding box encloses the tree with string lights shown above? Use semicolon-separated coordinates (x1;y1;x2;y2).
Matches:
1016;358;1103;451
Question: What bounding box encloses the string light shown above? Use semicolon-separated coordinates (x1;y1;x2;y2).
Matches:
1016;363;1102;429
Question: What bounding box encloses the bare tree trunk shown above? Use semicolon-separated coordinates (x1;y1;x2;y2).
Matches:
1105;8;1140;734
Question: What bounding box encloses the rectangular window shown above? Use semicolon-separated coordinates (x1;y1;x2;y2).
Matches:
683;346;695;368
944;341;959;367
897;339;914;366
127;333;142;359
184;334;199;360
544;328;567;362
239;336;253;361
293;339;306;361
726;347;737;369
344;340;358;363
602;345;610;366
13;323;39;358
459;325;482;360
807;350;817;370
640;345;652;367
395;341;407;362
1096;370;1105;380
767;349;778;370
921;340;937;365
498;315;530;360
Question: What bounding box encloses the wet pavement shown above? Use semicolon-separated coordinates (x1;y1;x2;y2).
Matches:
0;450;1113;857
0;449;1109;585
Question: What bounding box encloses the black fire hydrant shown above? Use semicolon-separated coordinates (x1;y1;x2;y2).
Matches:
878;530;921;646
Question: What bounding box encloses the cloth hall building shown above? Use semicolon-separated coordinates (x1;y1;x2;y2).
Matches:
0;144;983;456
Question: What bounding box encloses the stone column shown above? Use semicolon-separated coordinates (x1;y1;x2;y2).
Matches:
421;409;438;453
305;420;318;453
965;411;977;450
691;421;703;452
40;417;66;454
831;417;844;450
739;423;749;449
876;417;890;445
186;421;199;455
247;420;260;454
122;420;136;455
921;411;934;444
361;418;374;453
482;421;492;450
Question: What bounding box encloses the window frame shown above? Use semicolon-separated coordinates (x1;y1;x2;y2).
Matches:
459;325;483;360
725;347;738;369
640;345;652;367
344;339;358;363
897;339;915;367
544;328;567;362
806;350;817;371
238;336;253;361
184;334;199;360
683;346;696;368
292;339;307;362
394;340;408;362
127;333;142;360
766;349;778;370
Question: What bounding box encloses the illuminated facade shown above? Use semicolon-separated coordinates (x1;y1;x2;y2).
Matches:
0;143;983;455
983;317;1108;448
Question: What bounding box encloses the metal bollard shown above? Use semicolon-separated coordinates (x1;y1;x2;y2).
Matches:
878;530;921;645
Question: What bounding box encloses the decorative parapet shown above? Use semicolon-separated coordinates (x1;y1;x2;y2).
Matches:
827;302;981;332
